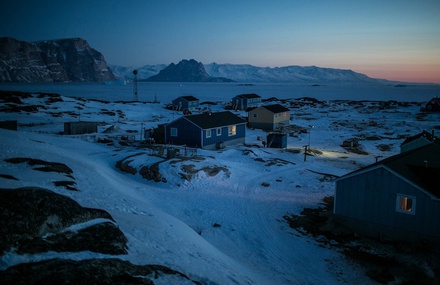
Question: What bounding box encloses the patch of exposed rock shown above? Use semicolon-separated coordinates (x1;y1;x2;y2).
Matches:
0;187;127;255
0;258;203;285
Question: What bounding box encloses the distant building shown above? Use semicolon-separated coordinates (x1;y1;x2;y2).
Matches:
231;94;261;110
172;96;199;111
334;142;440;247
64;121;98;135
400;130;438;153
164;111;246;150
248;104;290;131
424;97;440;112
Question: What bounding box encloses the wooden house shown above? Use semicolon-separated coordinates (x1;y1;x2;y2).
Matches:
400;130;438;153
248;104;290;131
172;96;199;111
164;111;246;150
334;143;440;247
231;94;261;110
424;97;440;112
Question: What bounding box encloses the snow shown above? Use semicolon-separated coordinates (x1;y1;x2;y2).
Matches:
1;84;439;284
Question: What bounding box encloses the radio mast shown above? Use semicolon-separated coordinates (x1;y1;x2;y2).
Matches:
133;69;138;101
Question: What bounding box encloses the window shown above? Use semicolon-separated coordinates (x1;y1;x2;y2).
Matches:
228;125;236;136
206;129;211;138
396;195;416;215
253;113;257;118
216;128;222;136
171;127;178;137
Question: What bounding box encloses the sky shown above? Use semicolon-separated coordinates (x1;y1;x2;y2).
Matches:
1;0;440;83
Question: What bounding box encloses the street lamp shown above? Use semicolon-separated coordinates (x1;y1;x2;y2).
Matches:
308;125;314;148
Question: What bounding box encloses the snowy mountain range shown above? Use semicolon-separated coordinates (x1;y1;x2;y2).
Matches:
111;60;384;84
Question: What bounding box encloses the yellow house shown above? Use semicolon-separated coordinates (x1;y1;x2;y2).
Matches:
248;104;290;131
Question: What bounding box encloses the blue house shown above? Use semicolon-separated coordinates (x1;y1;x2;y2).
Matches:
334;143;440;247
164;111;246;150
231;93;261;110
172;96;199;111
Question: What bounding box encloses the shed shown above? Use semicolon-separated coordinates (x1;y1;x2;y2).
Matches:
64;121;98;135
164;111;246;150
334;143;440;247
267;133;287;148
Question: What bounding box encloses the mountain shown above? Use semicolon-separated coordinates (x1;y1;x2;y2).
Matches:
0;37;116;82
205;63;379;83
144;59;234;82
109;64;167;81
111;61;382;83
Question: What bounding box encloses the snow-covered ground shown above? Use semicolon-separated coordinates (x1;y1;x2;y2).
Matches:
1;87;439;284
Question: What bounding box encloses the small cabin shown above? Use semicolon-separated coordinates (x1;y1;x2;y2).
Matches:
172;96;199;111
231;94;261;110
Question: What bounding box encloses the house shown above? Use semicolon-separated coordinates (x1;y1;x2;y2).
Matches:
248;104;290;131
231;93;261;110
400;130;438;153
424;97;440;112
64;121;98;135
164;111;246;150
334;143;440;247
172;96;199;111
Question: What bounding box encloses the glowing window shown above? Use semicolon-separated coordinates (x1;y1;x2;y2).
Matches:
228;125;236;136
396;195;416;215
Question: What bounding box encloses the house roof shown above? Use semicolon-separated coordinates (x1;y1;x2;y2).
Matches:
175;95;198;101
261;104;290;113
401;130;438;146
338;143;440;198
234;93;261;99
184;111;246;129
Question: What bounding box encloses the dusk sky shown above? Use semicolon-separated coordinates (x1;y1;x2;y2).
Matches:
1;0;440;83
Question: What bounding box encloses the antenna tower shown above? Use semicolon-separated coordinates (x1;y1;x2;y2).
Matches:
133;69;138;101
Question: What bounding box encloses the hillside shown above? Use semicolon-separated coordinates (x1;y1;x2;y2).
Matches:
1;89;439;284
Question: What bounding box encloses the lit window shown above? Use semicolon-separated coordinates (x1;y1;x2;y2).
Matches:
216;128;222;136
206;129;211;138
228;125;236;136
171;128;178;137
396;195;416;215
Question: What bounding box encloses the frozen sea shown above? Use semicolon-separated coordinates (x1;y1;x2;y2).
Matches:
1;82;439;103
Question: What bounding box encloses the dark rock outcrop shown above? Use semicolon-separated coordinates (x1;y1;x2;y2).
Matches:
145;59;234;82
0;187;127;255
0;37;116;82
0;258;203;285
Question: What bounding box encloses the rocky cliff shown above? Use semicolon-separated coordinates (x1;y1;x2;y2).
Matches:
145;59;234;82
0;37;116;82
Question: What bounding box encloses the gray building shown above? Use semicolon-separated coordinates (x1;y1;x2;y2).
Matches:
334;143;440;247
64;121;98;135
